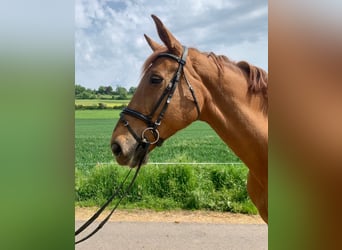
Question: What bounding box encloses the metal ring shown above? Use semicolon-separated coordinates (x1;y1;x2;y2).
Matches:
141;127;160;145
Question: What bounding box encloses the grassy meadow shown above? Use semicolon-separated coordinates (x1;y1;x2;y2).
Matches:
75;108;257;214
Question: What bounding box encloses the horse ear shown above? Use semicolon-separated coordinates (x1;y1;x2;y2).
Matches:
151;14;183;55
144;34;163;51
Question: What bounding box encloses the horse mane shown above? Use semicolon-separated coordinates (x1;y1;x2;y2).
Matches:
206;52;233;73
206;52;268;114
142;48;168;74
236;61;268;114
236;61;268;97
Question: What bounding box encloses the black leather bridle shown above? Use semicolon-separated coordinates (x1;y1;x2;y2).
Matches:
120;46;200;148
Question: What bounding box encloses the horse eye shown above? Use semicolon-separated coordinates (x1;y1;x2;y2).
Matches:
150;75;163;84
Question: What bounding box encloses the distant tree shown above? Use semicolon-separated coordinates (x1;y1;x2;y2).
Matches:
116;86;128;99
75;84;130;99
104;86;113;95
128;87;137;95
97;86;106;95
75;84;97;99
79;91;96;99
75;84;86;96
87;88;96;94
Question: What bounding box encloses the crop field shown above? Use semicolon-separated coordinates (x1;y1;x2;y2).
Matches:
75;109;257;214
75;99;130;108
75;110;241;168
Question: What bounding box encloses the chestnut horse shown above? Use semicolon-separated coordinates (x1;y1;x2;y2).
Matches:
111;15;268;223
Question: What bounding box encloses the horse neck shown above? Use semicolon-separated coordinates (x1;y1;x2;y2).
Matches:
194;57;268;178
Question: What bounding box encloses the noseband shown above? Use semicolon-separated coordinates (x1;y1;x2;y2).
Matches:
120;46;200;148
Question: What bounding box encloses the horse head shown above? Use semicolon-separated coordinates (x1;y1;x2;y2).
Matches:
111;15;203;167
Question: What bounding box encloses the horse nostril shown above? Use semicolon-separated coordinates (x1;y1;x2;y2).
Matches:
111;143;122;156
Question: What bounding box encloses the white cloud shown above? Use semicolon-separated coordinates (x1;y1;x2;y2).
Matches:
75;0;268;89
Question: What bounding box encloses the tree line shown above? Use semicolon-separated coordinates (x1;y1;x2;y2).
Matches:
75;84;136;100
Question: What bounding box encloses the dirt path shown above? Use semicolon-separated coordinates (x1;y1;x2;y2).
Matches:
75;207;265;224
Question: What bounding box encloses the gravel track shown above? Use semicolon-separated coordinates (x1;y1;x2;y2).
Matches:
75;208;267;250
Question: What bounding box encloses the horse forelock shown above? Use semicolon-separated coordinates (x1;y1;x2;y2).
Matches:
141;48;169;75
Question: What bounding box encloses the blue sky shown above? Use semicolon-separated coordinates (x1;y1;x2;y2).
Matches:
75;0;268;89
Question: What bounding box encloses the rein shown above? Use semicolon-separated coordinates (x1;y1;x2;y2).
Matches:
120;46;200;147
74;142;149;245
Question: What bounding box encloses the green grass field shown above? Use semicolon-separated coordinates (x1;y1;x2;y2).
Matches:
75;110;241;169
75;109;256;214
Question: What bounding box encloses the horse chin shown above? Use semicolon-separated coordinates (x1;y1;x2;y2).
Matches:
129;153;149;168
115;144;149;168
129;144;149;168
